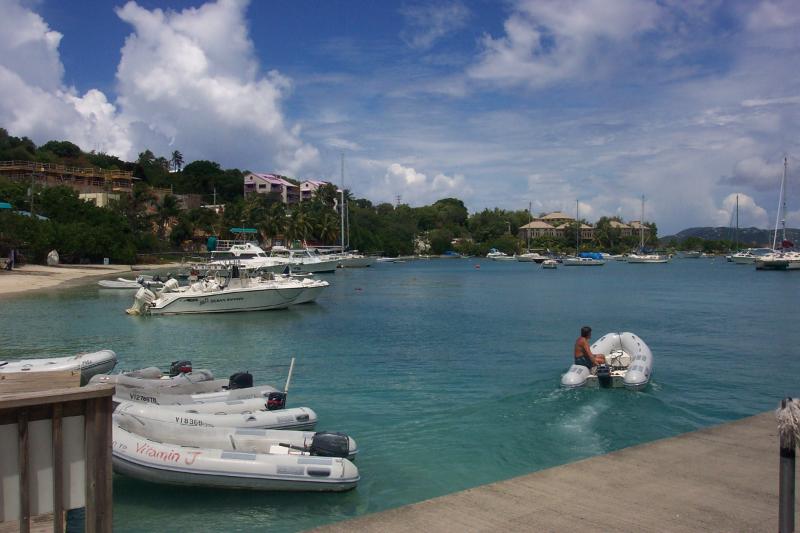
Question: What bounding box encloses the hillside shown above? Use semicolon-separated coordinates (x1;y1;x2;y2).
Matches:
660;226;800;246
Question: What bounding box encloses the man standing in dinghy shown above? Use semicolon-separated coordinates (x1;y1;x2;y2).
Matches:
574;326;605;369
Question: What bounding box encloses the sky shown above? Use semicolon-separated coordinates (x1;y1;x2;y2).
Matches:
1;0;799;234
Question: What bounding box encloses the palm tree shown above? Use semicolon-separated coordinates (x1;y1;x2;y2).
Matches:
156;194;181;238
170;150;184;172
258;202;286;243
317;212;340;244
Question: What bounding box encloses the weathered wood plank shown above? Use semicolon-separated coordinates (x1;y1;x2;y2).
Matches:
0;512;60;533
83;400;97;533
0;384;114;411
0;372;80;395
51;404;63;533
17;411;29;533
92;397;113;533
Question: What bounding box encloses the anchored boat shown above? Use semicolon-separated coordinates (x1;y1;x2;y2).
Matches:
112;425;359;491
561;332;653;390
0;349;117;384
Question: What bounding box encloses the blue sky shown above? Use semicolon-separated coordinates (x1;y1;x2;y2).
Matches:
1;0;799;234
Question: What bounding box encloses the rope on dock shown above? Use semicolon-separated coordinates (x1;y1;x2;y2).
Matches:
776;397;800;448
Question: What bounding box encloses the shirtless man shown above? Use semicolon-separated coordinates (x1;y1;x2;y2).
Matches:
574;326;605;369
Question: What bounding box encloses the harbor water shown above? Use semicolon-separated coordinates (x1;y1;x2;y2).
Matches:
1;258;798;532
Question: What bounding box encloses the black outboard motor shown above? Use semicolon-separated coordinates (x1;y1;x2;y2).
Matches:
266;391;286;410
310;432;350;458
596;364;612;388
228;371;253;390
169;360;192;377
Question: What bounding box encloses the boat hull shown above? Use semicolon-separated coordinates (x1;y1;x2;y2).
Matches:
0;350;117;385
561;332;653;390
112;426;358;491
150;285;304;315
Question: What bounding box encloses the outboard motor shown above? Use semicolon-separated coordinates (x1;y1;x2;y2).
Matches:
596;364;612;388
169;360;192;376
266;391;286;410
310;432;350;458
125;287;156;315
228;371;254;390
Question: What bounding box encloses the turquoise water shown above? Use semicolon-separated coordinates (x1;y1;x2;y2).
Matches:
1;259;798;532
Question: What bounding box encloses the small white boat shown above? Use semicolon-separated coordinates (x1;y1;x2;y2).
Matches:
114;413;358;459
561;332;653;390
90;369;227;394
627;253;670;263
115;384;283;407
115;401;318;431
98;276;165;289
336;252;376;268
486;248;515;261
112;425;359;491
0;350;117;384
542;259;558;269
562;256;605;266
269;247;340;274
755;251;800;270
517;252;547;263
126;269;307;315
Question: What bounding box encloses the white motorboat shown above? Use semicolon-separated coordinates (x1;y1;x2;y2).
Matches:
269;247;339;273
681;251;701;259
486;248;515;261
114;413;358;459
731;249;771;264
627;253;670;263
207;242;285;273
756;251;800;270
126;268;306;315
562;256;605;266
336;252;376;268
112;425;359;491
0;349;117;384
98;276;165;289
266;274;329;304
114;401;318;431
542;259;558;269
517;252;547;263
561;332;653;390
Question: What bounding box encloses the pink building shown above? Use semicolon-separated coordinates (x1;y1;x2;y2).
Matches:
243;173;300;204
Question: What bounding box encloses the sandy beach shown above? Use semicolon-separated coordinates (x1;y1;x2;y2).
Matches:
0;263;183;297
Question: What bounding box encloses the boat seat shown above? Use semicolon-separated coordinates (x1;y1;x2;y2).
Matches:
606;350;631;369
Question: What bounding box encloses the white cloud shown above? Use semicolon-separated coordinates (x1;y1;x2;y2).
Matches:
400;2;470;50
0;0;317;176
381;163;471;205
468;0;660;87
714;193;769;228
114;0;318;174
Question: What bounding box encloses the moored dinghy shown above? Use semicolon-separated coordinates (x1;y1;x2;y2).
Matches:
0;349;117;384
561;332;653;390
112;425;359;491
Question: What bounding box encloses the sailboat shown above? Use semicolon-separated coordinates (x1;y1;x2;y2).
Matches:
563;200;605;266
627;196;669;263
756;157;799;270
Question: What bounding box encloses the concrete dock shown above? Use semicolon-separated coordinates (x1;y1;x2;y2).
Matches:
313;412;797;532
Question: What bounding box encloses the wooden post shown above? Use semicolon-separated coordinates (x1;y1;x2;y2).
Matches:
84;396;113;533
778;397;796;533
17;411;29;533
52;404;64;533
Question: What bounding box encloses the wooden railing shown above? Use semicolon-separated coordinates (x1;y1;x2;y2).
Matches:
0;383;114;533
0;161;132;182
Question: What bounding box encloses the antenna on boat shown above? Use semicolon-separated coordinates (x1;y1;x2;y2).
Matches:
284;357;295;394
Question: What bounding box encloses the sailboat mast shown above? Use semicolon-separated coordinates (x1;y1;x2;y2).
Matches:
735;194;739;252
576;199;580;254
527;201;532;250
640;195;645;251
340;153;345;253
772;157;787;250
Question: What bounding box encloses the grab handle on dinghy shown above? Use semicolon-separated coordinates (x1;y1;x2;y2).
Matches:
0;362;7;367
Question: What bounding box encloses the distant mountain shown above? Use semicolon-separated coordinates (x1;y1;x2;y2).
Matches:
660;226;800;246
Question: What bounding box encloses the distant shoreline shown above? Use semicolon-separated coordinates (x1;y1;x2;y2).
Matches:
0;263;182;299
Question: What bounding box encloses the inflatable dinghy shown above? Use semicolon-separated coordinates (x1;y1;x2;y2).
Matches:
114;384;283;407
0;350;117;385
98;276;165;289
112;425;358;491
114;413;358;459
115;401;317;431
561;332;653;390
90;369;227;394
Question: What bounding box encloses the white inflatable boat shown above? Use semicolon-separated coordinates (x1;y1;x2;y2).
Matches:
0;350;117;384
115;401;318;431
114;413;358;459
98;276;165;289
112;425;359;491
90;369;227;394
114;384;282;407
561;332;653;390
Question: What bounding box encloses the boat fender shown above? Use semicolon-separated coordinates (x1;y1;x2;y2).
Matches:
310;432;350;458
169;360;192;377
266;392;286;410
596;364;612;388
228;371;254;390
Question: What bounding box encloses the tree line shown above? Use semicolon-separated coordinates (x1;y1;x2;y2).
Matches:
1;128;663;263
